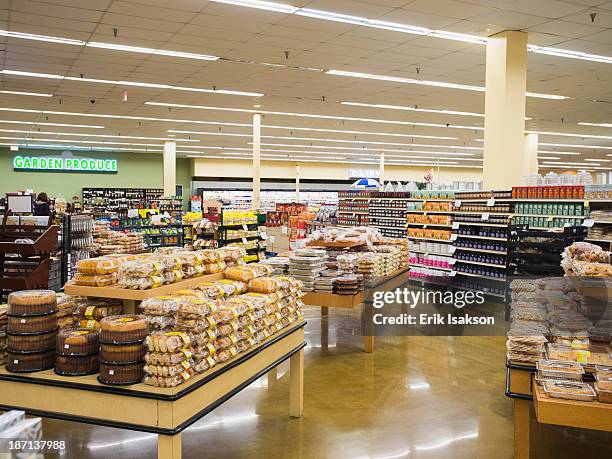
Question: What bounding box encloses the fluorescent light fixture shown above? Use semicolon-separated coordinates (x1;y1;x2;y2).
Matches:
0;90;52;97
527;45;612;65
578;122;612;128
169;128;458;140
529;130;612;140
0;29;84;45
0;119;105;128
342;101;532;120
255;142;477;155
585;158;611;162
538;150;582;156
145;102;485;131
208;0;298;13
538;156;561;160
539;142;612;150
1;70;263;97
541;161;601;166
0;129;197;142
86;42;218;60
326;70;568;100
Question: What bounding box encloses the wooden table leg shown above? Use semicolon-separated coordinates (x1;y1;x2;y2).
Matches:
158;433;181;459
364;335;374;353
289;349;304;418
321;306;329;316
514;399;530;459
267;366;278;385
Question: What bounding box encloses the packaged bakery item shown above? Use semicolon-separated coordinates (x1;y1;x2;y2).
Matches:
144;348;195;366
595;383;612;403
7;349;55;373
119;274;165;290
8;313;57;335
75;303;122;321
176;251;201;267
144;358;195;377
143;372;192;388
178;299;218;319
79;318;101;330
100;342;146;364
214;346;238;363
76;257;119;275
536;359;584;381
192;282;226;299
56;328;99;356
140;296;180;316
224;264;273;282
145;331;191;353
73;272;118;287
100;315;148;344
55;354;99;376
98;361;144;385
196;249;224;263
163;270;184;284
8;290;57;316
236;338;256;353
156;254;183;272
120;259;165;277
248;277;283;294
542;380;596;402
7;330;57;353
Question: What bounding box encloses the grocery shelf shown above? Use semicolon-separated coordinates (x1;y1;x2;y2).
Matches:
337;210;369;215
373;224;406;230
406;210;455;214
454;247;507;255
409;237;453;243
511;214;587;219
455;234;508;241
407;223;452;228
410;263;453;272
455;271;507;282
406;199;453;202
454;211;512;216
454;222;507;228
370;216;406;221
455;259;507;269
410;249;454;257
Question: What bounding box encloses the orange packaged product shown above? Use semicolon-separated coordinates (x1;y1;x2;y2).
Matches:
76;257;119;275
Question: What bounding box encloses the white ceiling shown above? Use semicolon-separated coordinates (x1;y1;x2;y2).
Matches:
0;0;611;171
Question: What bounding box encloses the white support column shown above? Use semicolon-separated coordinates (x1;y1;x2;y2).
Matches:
163;140;176;197
524;133;539;177
379;152;385;190
483;31;528;189
295;164;301;202
253;113;261;209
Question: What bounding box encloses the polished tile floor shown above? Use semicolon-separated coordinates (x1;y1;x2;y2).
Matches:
43;306;611;458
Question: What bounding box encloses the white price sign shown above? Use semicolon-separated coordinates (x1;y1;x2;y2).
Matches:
486;198;495;207
242;224;249;231
481;213;490;221
452;222;460;230
281;226;288;234
449;246;457;255
450;234;458;242
582;219;595;228
241;237;248;244
454;200;461;207
449;259;457;265
449;270;457;277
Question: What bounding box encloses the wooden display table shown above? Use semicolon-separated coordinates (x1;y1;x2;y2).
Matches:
0;322;305;459
506;362;612;458
301;266;410;353
64;273;224;313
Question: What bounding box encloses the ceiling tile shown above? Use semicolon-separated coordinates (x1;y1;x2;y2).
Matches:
376;8;462;28
501;0;590;19
107;1;197;23
398;0;493;20
528;19;605;38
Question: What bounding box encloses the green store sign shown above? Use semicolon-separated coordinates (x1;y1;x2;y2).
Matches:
13;155;118;173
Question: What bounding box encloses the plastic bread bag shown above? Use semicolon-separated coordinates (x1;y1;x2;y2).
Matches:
146;331;192;353
76;303;122;320
76;257;119;275
145;348;195;365
217;321;240;337
120;275;165;290
235;327;255;341
144;314;176;330
144;358;195;377
201;261;227;274
192;342;216;359
178;298;219;319
216;279;248;296
193;358;212;373
214;335;237;351
73;272;118;287
214;346;238;363
248;277;283;294
222;246;247;261
175;251;202;267
175;318;210;333
120;259;165;277
236;337;257;353
192;281;226;299
163;269;184;284
140;296;180;316
195;249;224;263
156;254;183;272
182;265;198;278
143;372;193;388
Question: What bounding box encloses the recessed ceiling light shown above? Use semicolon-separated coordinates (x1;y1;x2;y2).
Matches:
0;90;53;97
527;45;612;65
528;130;612;140
539;142;612;150
537;150;582;156
1;69;263;97
145;102;485;130
0;129;198;142
327;70;568;99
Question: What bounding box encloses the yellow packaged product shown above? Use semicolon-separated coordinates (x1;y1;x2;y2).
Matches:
196;249;224;263
248;277;283;293
144;359;195;377
120;259;164;277
119;275;165;290
201;261;227;274
178;299;218;319
76;257;119;275
145;348;195;365
145;331;191;353
143;373;192;388
214;346;238;363
73;272;118;287
163;270;184;284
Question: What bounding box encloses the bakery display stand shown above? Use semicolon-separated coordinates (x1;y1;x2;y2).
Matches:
0;321;305;459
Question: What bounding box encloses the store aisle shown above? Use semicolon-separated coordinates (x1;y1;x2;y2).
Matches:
42;306;609;459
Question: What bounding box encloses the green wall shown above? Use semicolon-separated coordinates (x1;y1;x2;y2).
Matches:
0;148;192;207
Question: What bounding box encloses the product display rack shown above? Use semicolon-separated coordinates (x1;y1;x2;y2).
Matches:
110;218;184;251
337;190;370;226
82;187;164;215
584;197;612;249
218;209;266;263
406;193;455;285
369;191;411;238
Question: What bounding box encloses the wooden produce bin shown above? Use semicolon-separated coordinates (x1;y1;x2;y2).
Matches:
0;322;306;459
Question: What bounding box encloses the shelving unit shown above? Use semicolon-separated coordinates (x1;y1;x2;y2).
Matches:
82;187;164;215
406;192;456;285
584;191;612;248
450;190;513;297
109;217;184;251
219;209;266;263
368;191;411;238
337;190;370;226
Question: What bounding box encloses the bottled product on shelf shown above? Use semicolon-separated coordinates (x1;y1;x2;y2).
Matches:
337;191;370;226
